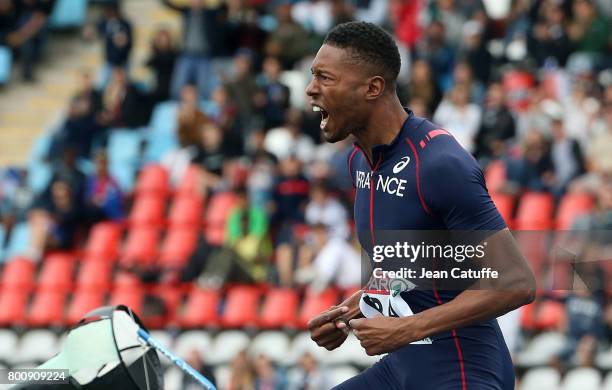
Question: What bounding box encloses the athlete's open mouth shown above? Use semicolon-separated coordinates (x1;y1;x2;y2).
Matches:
312;105;329;130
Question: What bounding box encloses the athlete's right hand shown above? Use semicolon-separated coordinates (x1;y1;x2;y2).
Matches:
308;306;350;351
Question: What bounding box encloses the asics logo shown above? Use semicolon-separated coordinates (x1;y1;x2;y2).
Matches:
393;156;411;174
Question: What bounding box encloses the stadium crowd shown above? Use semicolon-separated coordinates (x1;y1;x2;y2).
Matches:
0;0;612;388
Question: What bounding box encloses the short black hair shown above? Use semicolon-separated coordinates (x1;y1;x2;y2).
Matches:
324;21;401;84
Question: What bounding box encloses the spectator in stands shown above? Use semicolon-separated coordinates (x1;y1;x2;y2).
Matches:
264;108;315;164
288;352;330;390
0;0;19;47
401;59;441;117
505;131;554;193
84;150;123;222
304;181;348;239
245;129;277;208
451;61;485;104
182;348;216;390
209;86;242;154
567;0;611;55
161;0;232;99
474;82;516;163
433;83;482;153
177;84;211;148
90;2;133;87
4;0;55;81
228;350;255;390
191;122;234;190
550;115;585;197
145;27;178;104
562;80;601;149
563;288;605;365
415;20;456;92
255;56;291;130
294;223;361;293
225;49;259;131
254;353;288;390
226;1;266;53
0;168;32;234
265;3;310;69
50;71;104;159
527;0;571;67
99;67;149;128
460;20;492;85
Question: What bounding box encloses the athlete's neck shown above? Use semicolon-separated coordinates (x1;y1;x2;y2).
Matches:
354;95;408;163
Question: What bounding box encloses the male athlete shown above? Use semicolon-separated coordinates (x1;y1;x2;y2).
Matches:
306;22;536;390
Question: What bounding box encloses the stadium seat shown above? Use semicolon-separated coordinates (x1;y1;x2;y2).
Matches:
0;329;18;363
490;192;515;228
178;287;220;328
515;192;554;230
75;258;112;292
0;256;36;291
484;160;506;193
603;371;612;390
175;165;202;196
4;222;31;260
37;252;75;292
207;330;251;365
321;333;365;366
204;192;240;245
286;332;327;365
596;345;612;371
0;288;28;326
85;222;123;260
149;101;178;135
27;160;52;194
520;367;561;390
556;192;594;230
213;365;231;390
0;225;5;262
113;272;142;290
249;331;290;363
533;300;565;330
129;194;166;227
259;288;299;328
174;330;212;359
516;331;567;367
561;367;601;390
0;46;12;85
49;0;87;28
65;289;105;325
135;164;170;197
109;285;144;314
120;226;160;267
329;366;360;387
163;367;183;390
298;288;339;329
107;129;143;192
168;195;204;228
148;284;183;326
221;285;261;328
13;330;59;365
28;289;67;327
158;227;199;268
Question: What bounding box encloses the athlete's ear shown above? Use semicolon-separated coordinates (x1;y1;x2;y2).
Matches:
365;76;385;100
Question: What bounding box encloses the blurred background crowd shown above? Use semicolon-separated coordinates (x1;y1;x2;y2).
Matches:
0;0;611;389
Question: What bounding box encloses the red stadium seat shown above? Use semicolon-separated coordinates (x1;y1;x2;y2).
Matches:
147;285;184;328
515;192;554;230
85;222;123;260
135;164;169;197
113;272;142;290
76;259;112;292
66;290;105;325
168;195;204;228
38;253;75;292
0;257;36;292
556;192;594;230
0;288;29;326
110;286;144;313
204;192;239;245
221;285;261;328
298;288;339;329
259;288;298;328
484;160;507;194
120;226;160;267
129;194;166;227
158;227;199;268
175;165;201;196
28;289;66;326
534;300;565;331
490;193;515;228
178;287;220;327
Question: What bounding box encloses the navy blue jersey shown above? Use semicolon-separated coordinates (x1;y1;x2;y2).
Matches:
340;111;514;390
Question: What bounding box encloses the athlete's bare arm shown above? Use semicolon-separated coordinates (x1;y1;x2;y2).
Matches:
349;229;536;355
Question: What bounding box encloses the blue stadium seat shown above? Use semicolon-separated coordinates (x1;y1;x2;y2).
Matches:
0;225;6;263
0;46;12;85
149;101;177;135
107;129;143;192
144;132;178;163
5;222;31;260
49;0;88;29
27;161;52;195
29;134;52;164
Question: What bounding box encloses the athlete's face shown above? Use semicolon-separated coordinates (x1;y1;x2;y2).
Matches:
306;44;372;143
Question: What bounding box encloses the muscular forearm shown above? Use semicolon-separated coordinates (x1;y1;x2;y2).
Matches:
402;289;533;342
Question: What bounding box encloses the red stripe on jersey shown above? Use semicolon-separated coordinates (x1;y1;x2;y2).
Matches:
405;139;432;215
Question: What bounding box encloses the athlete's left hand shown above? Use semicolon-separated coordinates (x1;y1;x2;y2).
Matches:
349;316;421;355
